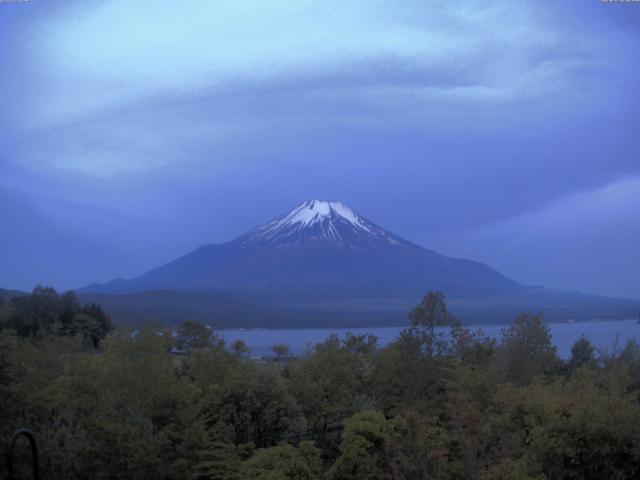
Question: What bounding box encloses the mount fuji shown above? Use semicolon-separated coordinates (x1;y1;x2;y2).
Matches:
79;200;637;326
81;200;519;297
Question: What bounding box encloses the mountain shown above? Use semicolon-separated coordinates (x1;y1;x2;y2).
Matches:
79;200;638;326
81;200;520;298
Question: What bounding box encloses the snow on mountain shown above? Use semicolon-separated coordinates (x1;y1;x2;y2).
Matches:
241;200;401;248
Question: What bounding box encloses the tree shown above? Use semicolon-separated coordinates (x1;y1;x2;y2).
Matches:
399;411;463;479
568;335;597;372
81;302;112;340
175;320;214;352
610;338;640;395
190;441;253;480
64;312;104;348
450;325;496;366
326;410;405;480
240;442;321;480
493;372;640;479
0;287;111;346
495;313;560;385
343;333;378;356
480;458;545;480
232;339;251;358
409;291;457;329
272;343;290;359
403;291;460;359
180;342;238;393
288;335;366;443
2;285;61;337
372;293;462;416
201;362;298;448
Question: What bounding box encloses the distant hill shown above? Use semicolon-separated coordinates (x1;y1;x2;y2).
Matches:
0;288;27;302
79;200;638;327
76;288;638;329
76;290;407;328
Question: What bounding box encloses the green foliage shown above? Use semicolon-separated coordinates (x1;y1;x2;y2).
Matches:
495;312;560;385
484;370;640;479
450;325;496;366
62;313;103;348
342;332;378;355
2;290;640;479
201;362;299;448
288;335;370;445
409;291;457;329
175;319;217;352
231;339;251;358
404;291;459;359
568;335;598;372
372;293;470;416
479;458;545;480
190;441;253;480
0;286;111;346
240;443;321;480
327;410;461;480
272;343;290;358
326;410;402;480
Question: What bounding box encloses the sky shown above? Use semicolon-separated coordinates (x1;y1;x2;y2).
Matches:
0;0;639;299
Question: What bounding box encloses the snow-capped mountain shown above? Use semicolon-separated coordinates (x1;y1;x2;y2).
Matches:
80;200;519;298
240;200;403;249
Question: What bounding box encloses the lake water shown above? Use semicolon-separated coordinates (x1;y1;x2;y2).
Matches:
219;320;640;359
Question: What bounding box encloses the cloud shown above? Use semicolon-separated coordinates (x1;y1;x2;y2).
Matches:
0;0;624;184
25;0;605;126
448;177;640;298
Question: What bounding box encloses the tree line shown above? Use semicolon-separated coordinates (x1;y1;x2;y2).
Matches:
1;288;640;479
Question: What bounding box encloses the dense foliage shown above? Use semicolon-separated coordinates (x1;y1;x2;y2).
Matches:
0;286;111;347
2;289;640;479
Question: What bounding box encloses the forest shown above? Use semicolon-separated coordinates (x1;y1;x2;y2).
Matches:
2;287;640;479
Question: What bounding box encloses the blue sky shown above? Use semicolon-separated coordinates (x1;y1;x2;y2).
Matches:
1;0;639;299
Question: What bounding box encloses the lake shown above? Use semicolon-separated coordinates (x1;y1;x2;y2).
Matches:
219;319;640;358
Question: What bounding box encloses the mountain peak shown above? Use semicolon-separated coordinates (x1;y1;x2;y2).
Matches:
239;200;401;248
278;200;372;232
